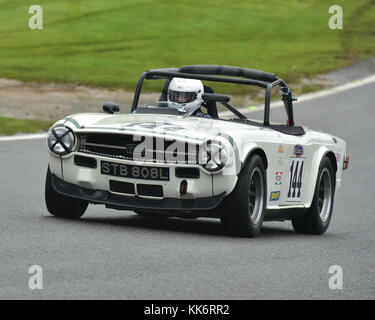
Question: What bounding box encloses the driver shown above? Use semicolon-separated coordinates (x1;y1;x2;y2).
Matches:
167;78;211;118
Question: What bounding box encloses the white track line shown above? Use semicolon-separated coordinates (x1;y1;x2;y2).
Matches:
0;132;46;142
220;73;375;118
1;74;374;142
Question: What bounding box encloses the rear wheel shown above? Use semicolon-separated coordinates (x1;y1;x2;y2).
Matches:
220;154;266;237
292;157;335;235
45;167;88;219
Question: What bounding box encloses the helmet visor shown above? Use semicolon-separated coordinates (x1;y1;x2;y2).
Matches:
168;90;197;103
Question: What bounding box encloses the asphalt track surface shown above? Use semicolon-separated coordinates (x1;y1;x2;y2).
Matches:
0;82;374;299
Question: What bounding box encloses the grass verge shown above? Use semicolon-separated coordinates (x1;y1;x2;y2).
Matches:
0;116;53;136
0;0;374;93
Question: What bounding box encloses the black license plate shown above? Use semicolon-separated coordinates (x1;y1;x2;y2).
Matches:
101;161;169;181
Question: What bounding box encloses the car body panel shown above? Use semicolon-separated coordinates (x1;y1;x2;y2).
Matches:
47;111;346;214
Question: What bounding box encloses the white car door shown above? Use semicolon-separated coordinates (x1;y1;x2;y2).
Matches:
274;131;313;207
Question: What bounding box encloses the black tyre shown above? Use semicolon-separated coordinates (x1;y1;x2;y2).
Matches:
45;167;88;219
220;154;266;237
292;157;335;235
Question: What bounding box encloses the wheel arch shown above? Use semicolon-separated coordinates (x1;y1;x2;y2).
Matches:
305;148;337;208
242;147;268;171
224;146;268;197
325;151;338;174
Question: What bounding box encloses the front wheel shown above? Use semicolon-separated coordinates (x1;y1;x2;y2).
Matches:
220;154;266;237
45;167;88;219
292;157;335;235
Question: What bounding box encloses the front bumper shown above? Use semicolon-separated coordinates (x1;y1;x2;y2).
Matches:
52;174;226;211
54;152;216;199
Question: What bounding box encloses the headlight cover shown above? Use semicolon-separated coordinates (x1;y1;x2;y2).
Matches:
199;142;228;172
47;127;75;156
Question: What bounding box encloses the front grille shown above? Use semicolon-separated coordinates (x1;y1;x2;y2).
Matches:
78;133;199;164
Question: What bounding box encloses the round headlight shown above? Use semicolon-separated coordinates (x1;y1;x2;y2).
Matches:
47;127;75;156
199;142;228;172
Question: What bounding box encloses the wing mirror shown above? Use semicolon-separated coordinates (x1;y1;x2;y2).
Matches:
202;93;230;103
103;101;120;114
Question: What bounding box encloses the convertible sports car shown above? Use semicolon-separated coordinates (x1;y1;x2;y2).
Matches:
45;65;348;236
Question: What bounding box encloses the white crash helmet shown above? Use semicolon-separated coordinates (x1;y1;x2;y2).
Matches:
167;77;204;115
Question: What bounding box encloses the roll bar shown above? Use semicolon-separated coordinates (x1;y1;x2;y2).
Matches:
131;65;295;127
179;65;277;83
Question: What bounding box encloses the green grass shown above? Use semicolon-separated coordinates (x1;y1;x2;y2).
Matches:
299;84;326;94
0;116;54;135
0;0;374;93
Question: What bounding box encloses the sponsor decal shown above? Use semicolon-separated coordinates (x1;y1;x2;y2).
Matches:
278;145;284;153
293;144;304;157
270;191;281;201
287;157;305;202
275;171;283;185
332;137;338;144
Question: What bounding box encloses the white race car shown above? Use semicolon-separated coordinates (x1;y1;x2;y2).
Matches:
45;65;348;237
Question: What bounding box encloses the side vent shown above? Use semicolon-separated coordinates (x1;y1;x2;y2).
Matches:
175;167;200;179
74;155;97;168
137;184;163;197
109;180;135;195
